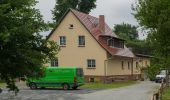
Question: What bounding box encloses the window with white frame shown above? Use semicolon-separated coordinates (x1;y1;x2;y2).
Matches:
59;36;66;46
87;59;96;68
50;59;58;67
78;36;85;46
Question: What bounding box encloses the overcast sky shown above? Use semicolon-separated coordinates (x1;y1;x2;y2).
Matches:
35;0;147;39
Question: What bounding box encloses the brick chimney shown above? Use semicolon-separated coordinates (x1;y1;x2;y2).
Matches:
99;15;105;34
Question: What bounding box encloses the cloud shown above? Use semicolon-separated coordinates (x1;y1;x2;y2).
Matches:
36;0;139;37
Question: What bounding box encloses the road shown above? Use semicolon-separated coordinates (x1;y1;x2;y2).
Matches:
0;81;160;100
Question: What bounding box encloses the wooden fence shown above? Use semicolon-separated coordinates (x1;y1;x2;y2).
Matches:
152;81;165;100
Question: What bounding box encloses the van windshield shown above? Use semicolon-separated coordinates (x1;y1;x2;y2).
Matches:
76;68;83;77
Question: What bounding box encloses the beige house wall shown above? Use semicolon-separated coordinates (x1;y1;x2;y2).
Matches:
48;11;107;76
107;57;132;76
107;57;150;76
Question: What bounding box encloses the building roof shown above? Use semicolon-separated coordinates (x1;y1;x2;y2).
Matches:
48;9;134;58
135;54;152;58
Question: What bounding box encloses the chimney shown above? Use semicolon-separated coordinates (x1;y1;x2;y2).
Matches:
99;15;105;34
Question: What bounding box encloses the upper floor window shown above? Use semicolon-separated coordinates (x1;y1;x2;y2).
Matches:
59;36;66;46
78;36;85;46
51;59;58;67
108;39;124;48
87;59;96;68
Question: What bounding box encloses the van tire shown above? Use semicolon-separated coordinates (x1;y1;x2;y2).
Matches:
30;83;37;89
63;83;70;90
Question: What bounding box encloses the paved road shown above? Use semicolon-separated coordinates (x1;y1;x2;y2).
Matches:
0;81;160;100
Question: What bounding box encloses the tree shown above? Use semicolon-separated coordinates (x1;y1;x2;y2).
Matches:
114;23;139;40
52;0;96;23
0;0;60;93
113;23;151;55
133;0;170;85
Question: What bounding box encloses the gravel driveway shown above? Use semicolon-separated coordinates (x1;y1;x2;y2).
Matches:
0;81;160;100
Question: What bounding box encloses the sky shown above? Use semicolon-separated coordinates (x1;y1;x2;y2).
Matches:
35;0;146;39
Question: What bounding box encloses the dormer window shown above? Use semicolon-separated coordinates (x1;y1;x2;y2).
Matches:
108;39;124;48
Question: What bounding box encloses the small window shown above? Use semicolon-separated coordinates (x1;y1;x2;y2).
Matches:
87;59;96;68
89;77;95;82
51;59;58;67
128;62;130;70
136;62;139;69
59;36;66;46
69;24;74;29
78;36;85;46
121;61;124;70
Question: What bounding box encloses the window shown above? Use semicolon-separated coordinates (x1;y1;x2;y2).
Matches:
136;62;139;69
78;36;85;46
59;36;66;46
87;59;96;68
69;24;74;29
51;59;58;67
128;62;130;70
89;77;95;82
121;61;124;70
76;68;83;77
108;39;124;48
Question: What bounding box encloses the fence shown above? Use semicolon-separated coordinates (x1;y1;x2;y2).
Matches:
152;81;165;100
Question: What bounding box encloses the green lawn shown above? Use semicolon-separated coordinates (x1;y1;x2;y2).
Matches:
0;81;5;88
81;81;137;89
162;87;170;100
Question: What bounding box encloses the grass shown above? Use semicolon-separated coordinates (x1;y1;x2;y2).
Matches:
162;87;170;100
81;81;137;89
0;81;6;88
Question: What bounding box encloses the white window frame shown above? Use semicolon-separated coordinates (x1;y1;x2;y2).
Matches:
78;36;85;46
50;59;58;67
59;36;66;46
87;59;96;68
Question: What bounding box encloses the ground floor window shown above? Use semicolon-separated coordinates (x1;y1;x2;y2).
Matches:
50;59;58;67
87;59;96;68
89;77;95;82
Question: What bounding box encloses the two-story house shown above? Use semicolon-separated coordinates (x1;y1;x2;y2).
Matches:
46;9;149;82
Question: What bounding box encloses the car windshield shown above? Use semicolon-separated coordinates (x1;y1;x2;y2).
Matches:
159;70;166;75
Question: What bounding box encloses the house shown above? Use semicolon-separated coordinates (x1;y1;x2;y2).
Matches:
134;54;151;80
46;8;150;82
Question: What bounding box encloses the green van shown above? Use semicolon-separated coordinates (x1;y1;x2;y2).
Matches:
26;67;84;90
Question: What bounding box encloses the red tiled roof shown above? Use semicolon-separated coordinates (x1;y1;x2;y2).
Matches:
70;9;134;58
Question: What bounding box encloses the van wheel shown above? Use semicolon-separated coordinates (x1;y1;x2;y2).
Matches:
30;83;37;89
63;83;70;90
72;86;78;90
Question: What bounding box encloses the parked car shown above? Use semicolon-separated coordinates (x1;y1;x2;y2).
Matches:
155;70;169;83
26;67;84;90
